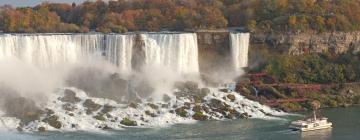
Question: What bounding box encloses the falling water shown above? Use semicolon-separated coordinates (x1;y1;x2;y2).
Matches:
230;33;250;72
0;34;103;68
0;33;200;75
141;33;199;75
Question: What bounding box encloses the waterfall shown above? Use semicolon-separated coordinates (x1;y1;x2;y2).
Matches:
105;34;134;73
141;33;199;75
0;34;103;68
230;33;250;71
0;33;200;75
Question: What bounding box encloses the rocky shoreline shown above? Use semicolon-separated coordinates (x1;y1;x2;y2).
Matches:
0;82;286;132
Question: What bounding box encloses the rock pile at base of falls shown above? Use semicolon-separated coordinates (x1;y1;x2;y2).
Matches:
1;84;285;132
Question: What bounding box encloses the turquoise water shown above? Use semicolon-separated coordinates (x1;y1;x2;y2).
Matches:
4;107;360;140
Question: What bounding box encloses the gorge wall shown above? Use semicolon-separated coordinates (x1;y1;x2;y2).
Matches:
252;32;360;55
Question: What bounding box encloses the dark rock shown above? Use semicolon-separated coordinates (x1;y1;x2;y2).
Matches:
128;102;138;108
62;103;75;111
83;99;102;114
145;110;157;117
45;108;55;115
94;114;106;121
3;96;42;124
227;94;236;102
200;88;210;96
102;125;112;130
38;127;46;132
162;94;171;102
192;105;202;112
240;112;250;119
184;102;191;109
147;103;159;109
209;99;229;110
101;104;114;114
43;115;62;129
16;127;23;132
175;107;188;117
60;89;81;103
202;106;210;113
161;103;170;108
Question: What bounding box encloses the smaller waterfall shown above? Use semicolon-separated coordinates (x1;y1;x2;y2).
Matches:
230;33;250;72
140;33;199;75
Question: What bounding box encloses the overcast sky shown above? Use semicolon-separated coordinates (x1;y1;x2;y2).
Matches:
0;0;88;7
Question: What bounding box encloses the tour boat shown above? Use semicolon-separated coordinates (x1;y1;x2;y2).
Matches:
289;110;332;132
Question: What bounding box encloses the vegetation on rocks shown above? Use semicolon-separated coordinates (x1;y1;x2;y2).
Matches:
120;118;137;126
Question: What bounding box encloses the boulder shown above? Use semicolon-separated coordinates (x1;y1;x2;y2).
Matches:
147;103;159;109
94;114;106;121
43;115;62;129
175;107;188;117
60;89;81;103
101;104;114;114
162;94;171;102
226;94;236;102
83;99;102;114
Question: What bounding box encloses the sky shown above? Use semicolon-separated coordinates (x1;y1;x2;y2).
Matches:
0;0;88;7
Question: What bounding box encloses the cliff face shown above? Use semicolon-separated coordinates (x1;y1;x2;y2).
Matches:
252;32;360;55
196;31;232;75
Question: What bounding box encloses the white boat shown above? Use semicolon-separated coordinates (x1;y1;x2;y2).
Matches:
289;110;332;132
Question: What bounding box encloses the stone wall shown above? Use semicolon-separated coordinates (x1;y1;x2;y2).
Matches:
252;32;360;55
196;31;232;75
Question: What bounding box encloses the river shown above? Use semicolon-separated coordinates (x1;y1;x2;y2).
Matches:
2;106;359;140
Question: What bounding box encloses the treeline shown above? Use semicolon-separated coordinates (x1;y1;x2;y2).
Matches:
0;0;360;33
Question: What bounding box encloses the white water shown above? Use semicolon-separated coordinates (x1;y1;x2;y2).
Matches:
141;33;199;75
230;33;250;71
0;33;200;75
0;34;103;68
105;34;134;74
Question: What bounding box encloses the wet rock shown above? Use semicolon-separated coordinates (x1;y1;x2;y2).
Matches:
240;112;250;119
226;94;236;102
147;103;159;109
192;112;207;121
16;127;23;132
192;105;202;112
4;96;42;124
43;115;62;129
202;106;210;113
102;125;112;130
60;89;81;103
68;113;74;116
45;108;55;115
209;99;229;110
162;94;171;102
94;114;106;121
62;103;75;111
200;88;210;96
175;106;188;117
38;127;46;132
120;118;137;126
184;102;191;109
161;103;170;108
101;104;114;114
83;99;102;114
145;110;157;117
128;102;138;108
